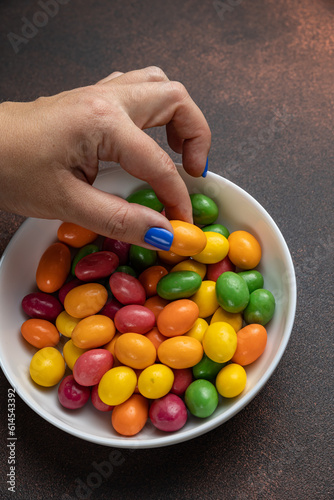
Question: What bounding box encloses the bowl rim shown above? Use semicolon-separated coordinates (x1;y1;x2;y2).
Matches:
0;166;297;448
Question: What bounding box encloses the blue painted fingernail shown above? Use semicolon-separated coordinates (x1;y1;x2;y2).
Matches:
202;157;209;178
144;227;174;251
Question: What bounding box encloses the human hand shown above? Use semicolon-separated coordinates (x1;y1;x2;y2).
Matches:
0;66;211;250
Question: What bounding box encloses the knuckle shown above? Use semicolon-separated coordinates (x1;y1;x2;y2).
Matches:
103;203;130;239
167;81;189;103
144;66;168;81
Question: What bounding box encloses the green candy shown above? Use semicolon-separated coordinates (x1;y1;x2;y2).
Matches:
127;188;164;212
115;265;137;277
190;193;219;225
156;271;202;300
216;271;250;313
192;354;226;381
202;223;230;239
238;270;264;294
185;379;219;418
71;244;99;275
129;245;157;272
243;288;275;326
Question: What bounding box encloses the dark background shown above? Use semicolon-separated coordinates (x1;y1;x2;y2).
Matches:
0;1;333;499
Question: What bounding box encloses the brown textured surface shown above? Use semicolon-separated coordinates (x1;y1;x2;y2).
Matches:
0;1;333;499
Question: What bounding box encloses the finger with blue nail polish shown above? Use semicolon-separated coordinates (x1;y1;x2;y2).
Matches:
144;227;174;251
202;158;209;178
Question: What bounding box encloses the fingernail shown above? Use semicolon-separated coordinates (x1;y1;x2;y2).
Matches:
144;227;174;251
202;157;209;178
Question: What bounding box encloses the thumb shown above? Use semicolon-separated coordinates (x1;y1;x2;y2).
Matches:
58;174;174;250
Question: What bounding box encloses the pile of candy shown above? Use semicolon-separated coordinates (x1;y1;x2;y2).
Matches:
20;189;275;436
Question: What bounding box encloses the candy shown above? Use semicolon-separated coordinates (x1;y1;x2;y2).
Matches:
215;363;247;398
29;347;65;387
74;251;119;281
202;322;237;364
156;270;202;300
56;311;80;338
129;245;157;272
138;364;174;399
243;288;275;326
114;305;156;334
36;242;71;293
190;280;219;318
192;231;229;264
157;299;199;337
72;315;116;349
22;292;63;322
111;394;149;436
238;270;264;294
228;230;262;270
138;265;168;297
21;318;60;349
169;220;207;257
149;394;188;432
190;193;219;225
192;353;226;381
215;271;250;313
71;244;99;275
202;223;229;239
185;379;219;418
98;366;137;406
58;375;90;409
205;255;235;282
158;336;203;369
102;237;130;265
73;349;114;386
231;324;267;366
64;283;108;318
22;188;277;438
57;222;97;248
127;188;164;212
109;272;146;305
114;333;156;369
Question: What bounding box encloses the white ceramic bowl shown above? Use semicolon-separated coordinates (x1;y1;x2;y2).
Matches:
0;166;296;448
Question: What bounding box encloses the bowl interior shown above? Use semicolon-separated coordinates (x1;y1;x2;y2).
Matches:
0;166;296;448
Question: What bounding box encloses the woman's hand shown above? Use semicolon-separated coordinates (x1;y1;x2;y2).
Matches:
0;66;211;249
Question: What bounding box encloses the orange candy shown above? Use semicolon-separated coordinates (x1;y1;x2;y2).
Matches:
64;283;108;318
111;394;149;436
72;315;116;349
169;220;207;257
114;333;156;370
21;318;60;349
144;295;169;321
157;249;186;266
158;336;203;369
228;230;262;270
138;265;168;297
57;222;97;248
231;324;267;366
157;299;199;337
36;242;71;293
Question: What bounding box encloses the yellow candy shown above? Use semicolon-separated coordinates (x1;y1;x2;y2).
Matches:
56;310;80;338
98;366;137;406
171;259;207;279
63;339;87;370
192;231;229;264
29;347;65;387
211;307;243;333
185;317;209;343
190;280;219;318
